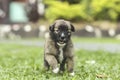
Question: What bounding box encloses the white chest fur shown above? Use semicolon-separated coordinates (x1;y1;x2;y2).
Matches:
59;47;63;63
57;43;66;63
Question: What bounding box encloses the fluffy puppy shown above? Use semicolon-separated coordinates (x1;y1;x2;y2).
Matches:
44;19;75;76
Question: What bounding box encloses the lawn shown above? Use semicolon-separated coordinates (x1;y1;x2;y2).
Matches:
0;42;120;80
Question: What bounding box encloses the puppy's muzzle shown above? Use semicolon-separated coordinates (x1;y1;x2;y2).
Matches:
59;33;66;43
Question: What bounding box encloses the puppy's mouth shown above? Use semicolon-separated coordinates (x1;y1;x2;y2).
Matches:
59;38;67;44
57;41;66;47
59;41;65;44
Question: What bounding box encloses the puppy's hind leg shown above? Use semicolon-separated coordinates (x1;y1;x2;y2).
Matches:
45;55;59;73
66;57;75;76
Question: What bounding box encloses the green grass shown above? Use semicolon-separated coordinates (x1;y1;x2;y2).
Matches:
0;43;120;80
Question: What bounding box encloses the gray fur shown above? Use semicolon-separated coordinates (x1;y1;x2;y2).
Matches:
44;19;75;74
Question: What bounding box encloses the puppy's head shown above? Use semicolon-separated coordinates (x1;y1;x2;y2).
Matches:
49;19;75;45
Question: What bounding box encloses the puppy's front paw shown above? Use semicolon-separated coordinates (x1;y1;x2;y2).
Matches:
52;67;59;73
69;72;75;76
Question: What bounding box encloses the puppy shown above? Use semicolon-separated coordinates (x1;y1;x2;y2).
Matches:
44;19;75;76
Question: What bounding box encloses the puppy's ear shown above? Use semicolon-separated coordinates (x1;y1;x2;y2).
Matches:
49;23;55;31
70;24;75;32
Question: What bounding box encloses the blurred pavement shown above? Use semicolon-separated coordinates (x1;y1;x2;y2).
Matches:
0;39;120;53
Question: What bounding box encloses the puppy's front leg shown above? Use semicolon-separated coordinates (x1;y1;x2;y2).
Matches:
60;58;66;73
66;57;75;76
45;54;59;73
44;58;50;71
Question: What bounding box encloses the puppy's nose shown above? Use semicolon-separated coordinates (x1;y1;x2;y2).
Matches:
60;33;65;40
61;36;65;40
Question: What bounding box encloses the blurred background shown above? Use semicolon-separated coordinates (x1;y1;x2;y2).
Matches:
1;1;120;79
0;0;120;39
